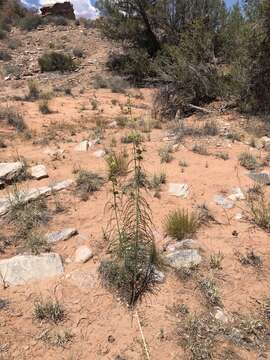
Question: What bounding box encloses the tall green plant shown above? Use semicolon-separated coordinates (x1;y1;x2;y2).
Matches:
100;139;161;307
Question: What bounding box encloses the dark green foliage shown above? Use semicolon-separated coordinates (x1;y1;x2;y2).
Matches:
164;209;200;241
38;52;76;73
20;13;42;31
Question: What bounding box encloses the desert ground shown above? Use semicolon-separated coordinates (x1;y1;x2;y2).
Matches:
0;21;270;360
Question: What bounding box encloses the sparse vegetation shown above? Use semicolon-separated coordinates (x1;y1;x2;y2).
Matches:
199;278;222;307
27;79;39;100
237;250;262;268
203;120;219;136
192;144;209;156
75;170;104;200
38;52;76;73
106;150;129;179
93;74;129;93
158;145;173;163
0;107;27;132
247;190;270;231
238;152;258;170
39;99;52;115
149;172;166;190
121;131;142;144
164;209;200;241
34;298;65;323
209;252;224;270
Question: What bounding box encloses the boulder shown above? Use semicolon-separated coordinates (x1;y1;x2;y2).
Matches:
0;253;63;286
166;249;202;269
41;1;76;20
75;246;93;263
46;228;78;244
248;172;270;185
168;183;188;198
0;162;24;183
30;165;48;180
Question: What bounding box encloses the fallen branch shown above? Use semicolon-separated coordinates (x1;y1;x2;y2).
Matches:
187;104;214;114
135;310;150;360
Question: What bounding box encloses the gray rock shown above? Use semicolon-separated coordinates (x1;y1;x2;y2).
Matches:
75;245;93;263
0;253;63;286
166;239;199;253
213;307;229;324
0;179;73;216
74;140;92;152
46;228;78;244
166;249;202;269
168;183;188;198
0;162;24;183
30;165;48;180
214;195;234;209
248;172;270;185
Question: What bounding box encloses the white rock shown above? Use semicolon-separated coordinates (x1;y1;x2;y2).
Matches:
74;140;92;152
227;187;245;201
0;162;24;182
75;246;93;263
168;183;188;198
30;165;48;180
94;149;106;158
166;249;202;269
0;253;63;286
46;228;78;244
234;212;243;220
214;195;234;209
213;308;229;324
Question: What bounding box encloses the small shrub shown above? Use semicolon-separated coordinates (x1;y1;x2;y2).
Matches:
238;250;262;268
75;170;104;199
25;230;48;255
149;172;166;190
0;107;26;132
45;15;68;26
34;298;65;323
106;150;129;180
176;263;199;282
215;151;229;160
41;330;73;347
121;131;142;144
164;209;200;241
93;74;108;89
199;278;222;307
109;76;129;93
238;152;258;170
90;98;98;110
209;252;224;270
115;115;128;128
203;120;219;136
27;79;39;100
39;99;52;114
0;29;7;39
192;144;209;156
248;193;270;231
38;52;76;72
226;131;241;142
20;13;42;31
0;51;11;61
158;145;173;163
73;48;84;58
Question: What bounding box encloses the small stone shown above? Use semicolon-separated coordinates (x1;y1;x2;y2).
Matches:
30;165;48;180
75;245;93;263
166;249;202;269
248;172;270;185
94;149;106;158
168;183;188;198
166;239;199;253
46;228;78;244
235;212;243;220
213;308;229;324
227;187;245;201
214;195;234;209
74;140;91;152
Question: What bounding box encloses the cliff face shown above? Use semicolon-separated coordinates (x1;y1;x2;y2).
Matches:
40;2;76;20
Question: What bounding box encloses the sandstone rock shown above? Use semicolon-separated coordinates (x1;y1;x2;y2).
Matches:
214;195;234;209
166;249;202;269
41;1;75;20
75;245;93;263
46;228;78;244
168;183;188;198
30;165;48;180
166;239;199;253
0;162;24;183
248;172;270;185
0;253;63;286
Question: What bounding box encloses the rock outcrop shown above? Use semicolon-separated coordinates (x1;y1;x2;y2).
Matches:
41;2;76;20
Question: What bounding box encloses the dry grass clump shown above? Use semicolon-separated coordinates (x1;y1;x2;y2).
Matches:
38;52;76;73
39;99;52;114
238;151;258;170
75;170;104;200
192;143;209;155
247;191;270;231
0;107;27;132
106;150;129;180
158;145;173;163
34;298;65;324
164;209;200;241
199;277;222;307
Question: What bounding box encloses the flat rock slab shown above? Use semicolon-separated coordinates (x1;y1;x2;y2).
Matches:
0;179;73;216
166;249;202;269
0;162;24;182
0;253;63;286
30;165;48;180
46;228;78;244
168;183;188;198
214;195;234;209
248;172;270;185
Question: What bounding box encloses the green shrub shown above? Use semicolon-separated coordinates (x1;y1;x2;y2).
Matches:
106;150;129;180
75;170;104;199
238;151;258;170
34;299;65;323
164;209;200;241
38;52;76;72
20;13;42;31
